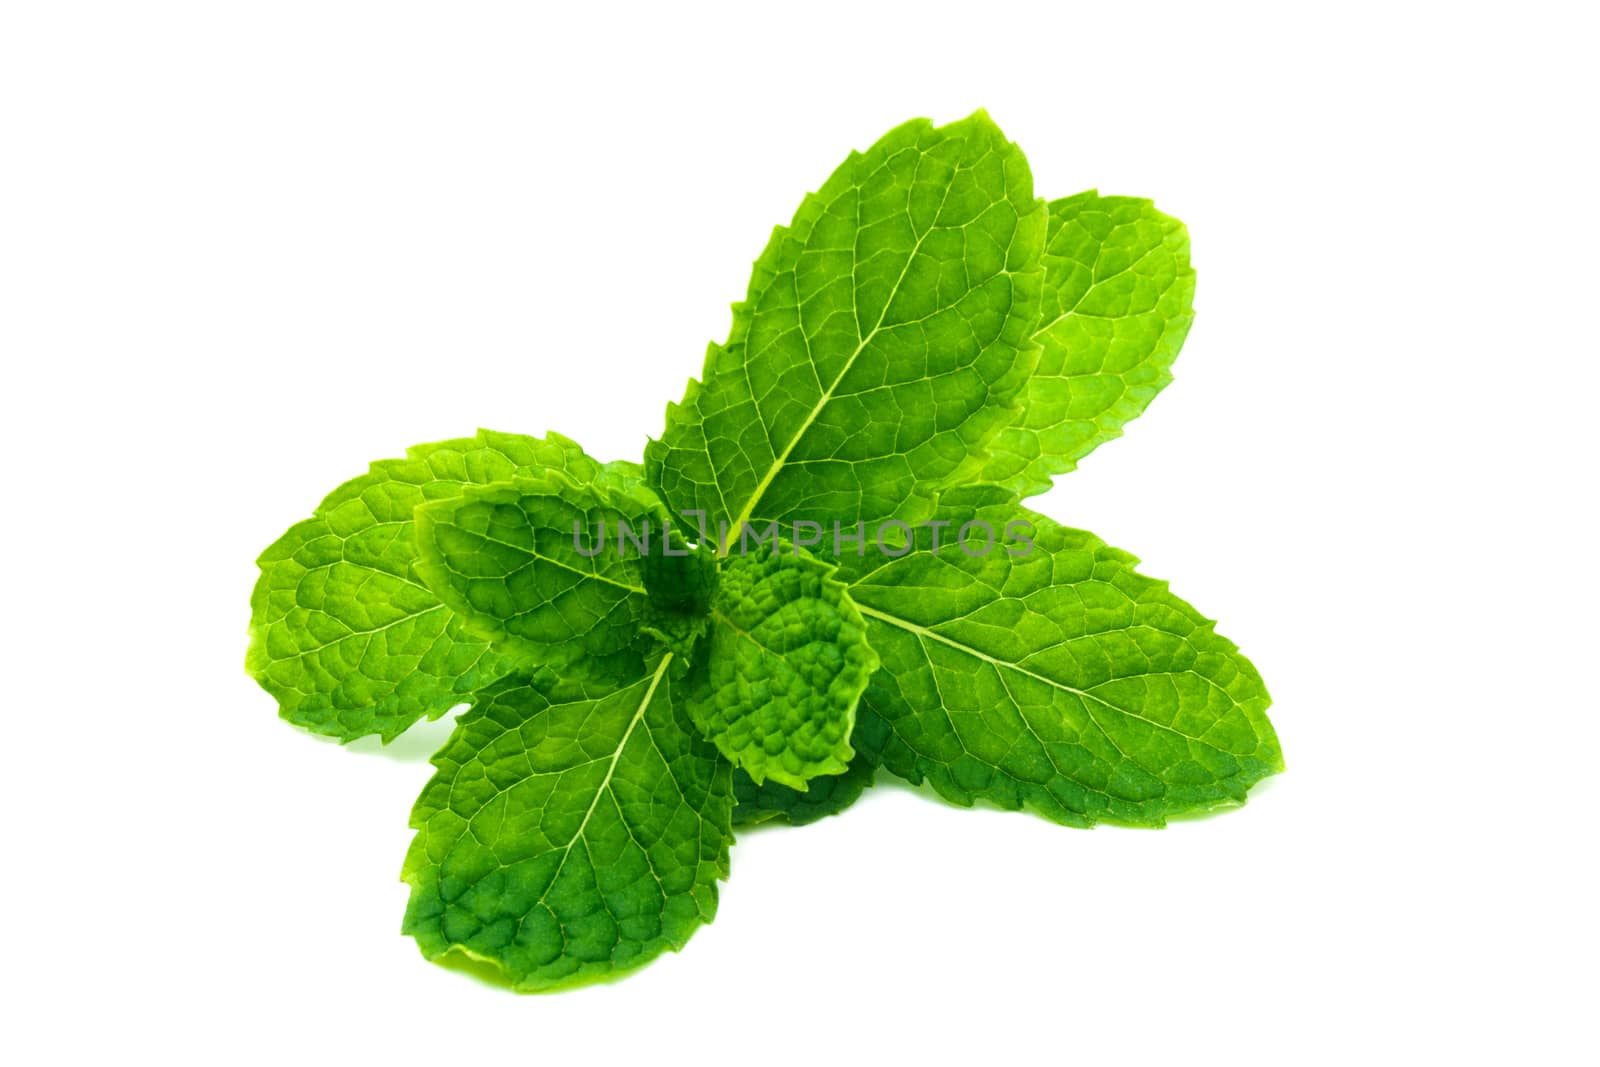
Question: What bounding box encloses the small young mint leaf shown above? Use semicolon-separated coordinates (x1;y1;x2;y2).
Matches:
683;543;878;790
640;536;717;613
639;540;718;658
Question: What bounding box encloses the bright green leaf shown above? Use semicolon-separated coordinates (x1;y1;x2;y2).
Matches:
401;653;732;992
647;111;1046;546
951;191;1195;498
841;503;1281;827
684;544;878;790
412;472;681;665
247;430;610;743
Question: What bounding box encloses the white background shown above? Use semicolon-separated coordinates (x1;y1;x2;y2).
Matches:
3;2;1595;1063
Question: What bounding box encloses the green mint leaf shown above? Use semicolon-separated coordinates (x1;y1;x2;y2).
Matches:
954;192;1195;498
412;472;675;665
843;504;1280;827
600;458;647;487
684;544;878;790
732;749;879;827
401;654;732;991
247;430;609;743
647;111;1046;546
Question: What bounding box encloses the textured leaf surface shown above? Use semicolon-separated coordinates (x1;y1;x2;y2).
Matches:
412;473;673;664
401;655;732;992
648;111;1046;545
685;545;878;789
843;504;1280;827
732;745;880;827
247;431;608;742
952;191;1195;498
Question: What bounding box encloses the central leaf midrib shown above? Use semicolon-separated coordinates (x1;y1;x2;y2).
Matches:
457;526;648;596
536;653;673;904
719;171;959;554
853;602;1215;746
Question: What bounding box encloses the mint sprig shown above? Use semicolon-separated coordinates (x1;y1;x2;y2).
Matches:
248;111;1281;991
